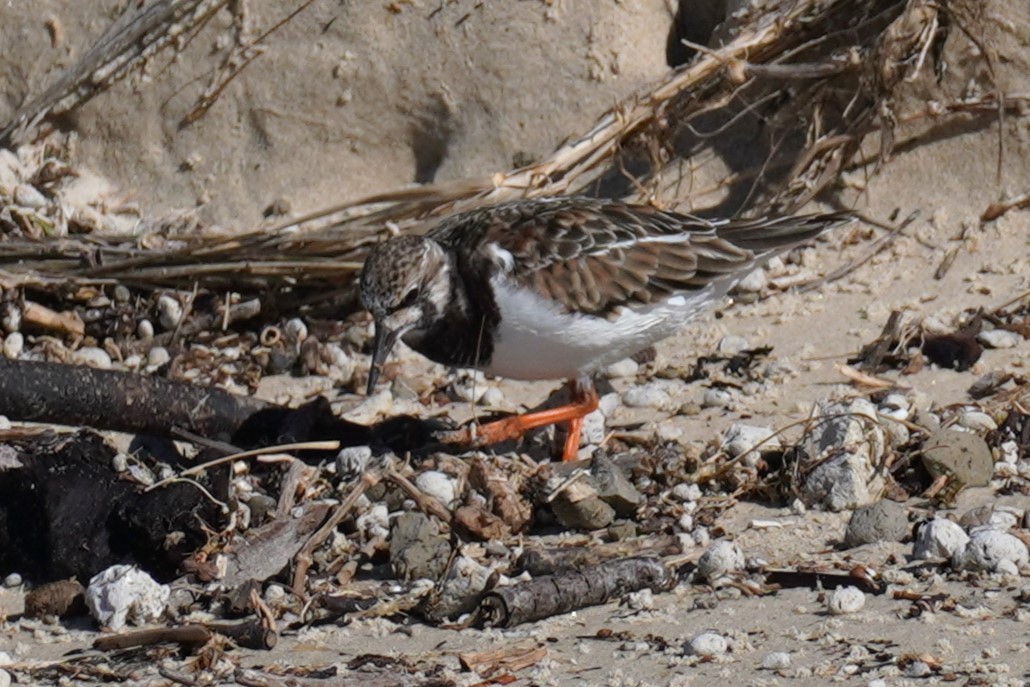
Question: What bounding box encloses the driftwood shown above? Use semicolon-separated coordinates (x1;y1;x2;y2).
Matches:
477;557;676;628
0;357;442;454
91;618;276;652
0;357;268;440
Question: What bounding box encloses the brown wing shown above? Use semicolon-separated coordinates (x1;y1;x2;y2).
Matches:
429;197;849;317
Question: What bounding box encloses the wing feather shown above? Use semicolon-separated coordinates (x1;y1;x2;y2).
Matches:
428;197;849;317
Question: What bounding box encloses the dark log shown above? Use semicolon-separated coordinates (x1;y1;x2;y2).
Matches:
477;556;675;628
0;357;268;440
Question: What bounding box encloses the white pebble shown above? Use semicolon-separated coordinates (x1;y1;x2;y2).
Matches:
623;382;674;410
906;660;932;678
677;513;694;531
827;586;865;615
156;294;183;329
605;358;639;378
0;668;9;687
671;483;702;502
686;632;727;657
283;317;308;342
147;346;171;369
867;680;887;687
977;329;1021;349
761;651;791;669
414;470;458;507
790;498;806;515
697;540;744;582
957;411;997;432
913;518;970;560
722;423;779;461
74;346;112;369
111;453;129;472
137;319;154;339
86;565;169;631
335;445;372;477
951;528;1029;573
702;387;734;409
14;183;47;208
3;573;21;588
2;332;23;359
481;387;505;407
625;588;654;610
736;269;767;293
717;335;750;354
579;408;606;446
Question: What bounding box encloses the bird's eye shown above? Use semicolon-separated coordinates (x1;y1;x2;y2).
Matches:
399;288;419;308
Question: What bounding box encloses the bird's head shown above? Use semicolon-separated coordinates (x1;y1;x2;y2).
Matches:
359;235;449;394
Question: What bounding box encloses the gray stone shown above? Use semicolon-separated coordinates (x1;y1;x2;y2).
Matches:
590;453;643;516
844;500;908;547
389;512;452;581
921;429;993;492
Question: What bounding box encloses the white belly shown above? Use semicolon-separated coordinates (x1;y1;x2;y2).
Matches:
484;277;727;380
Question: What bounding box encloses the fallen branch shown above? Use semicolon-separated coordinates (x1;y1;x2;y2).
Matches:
476;556;675;628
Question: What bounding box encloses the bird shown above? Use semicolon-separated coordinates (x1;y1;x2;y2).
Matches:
359;196;852;461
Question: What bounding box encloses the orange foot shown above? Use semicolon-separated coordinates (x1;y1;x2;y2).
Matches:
438;380;599;461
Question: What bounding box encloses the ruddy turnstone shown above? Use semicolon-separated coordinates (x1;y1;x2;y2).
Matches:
359;196;851;461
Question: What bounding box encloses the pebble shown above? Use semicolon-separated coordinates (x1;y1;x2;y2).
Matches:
137;318;154;339
414;470;458;507
736;269;767;293
844;500;908;548
390;512;452;581
591;453;642;515
977;328;1021;349
671;483;702;502
335;445;373;478
85;565;170;631
2;332;23;359
579;408;606;446
959;504;1021;530
761;651;791;670
913;517;969;560
686;632;728;657
111;453;129;472
906;661;933;678
3;573;21;588
957;410;997;432
0;668;9;687
625;588;654;611
951;528;1029;573
605;358;639;378
146;346;171;369
156;294;183;329
283;317;308;342
113;284;131;303
481;386;505;407
722;423;779;462
623;382;674;410
74;346;112;369
802;398;885;510
697;540;744;582
717;335;750;354
14;183;47;208
702;387;734;409
921;429;993;490
826;586;865;615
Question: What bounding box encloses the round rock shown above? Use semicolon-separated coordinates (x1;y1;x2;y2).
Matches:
913;517;969;560
686;631;728;657
844;499;908;548
921;429;993;490
697;540;744;582
826;586;865;615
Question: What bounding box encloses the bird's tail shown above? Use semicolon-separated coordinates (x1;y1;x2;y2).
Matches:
714;212;854;253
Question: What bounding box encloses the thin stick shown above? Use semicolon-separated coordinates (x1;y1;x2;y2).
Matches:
145;440;340;492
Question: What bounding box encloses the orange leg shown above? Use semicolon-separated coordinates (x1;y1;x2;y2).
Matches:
438;380;599;461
